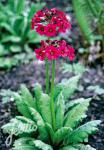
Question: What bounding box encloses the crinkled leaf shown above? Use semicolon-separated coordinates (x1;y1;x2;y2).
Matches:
34;83;42;101
13;137;37;150
62;63;86;75
29;107;48;141
59;146;77;150
1;36;21;43
20;84;36;109
66;98;87;111
2;117;37;136
64;98;91;128
33;140;53;150
56;93;65;129
45;123;55;143
37;93;52;125
54;127;72;144
54;75;80;101
74;144;96;150
67;120;101;144
13;93;32;118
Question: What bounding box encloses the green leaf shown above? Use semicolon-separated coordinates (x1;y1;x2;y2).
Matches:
13;93;32;118
34;83;42;101
66;98;90;111
62;63;86;75
29;107;48;141
2;117;37;136
13;137;37;150
54;75;80;101
87;85;104;95
20;84;36;109
59;146;77;150
9;45;21;53
12;16;23;35
56;93;65;129
1;35;21;43
64;98;91;128
0;22;14;34
37;93;52;125
74;144;96;150
33;140;53;150
45;123;55;143
16;0;25;14
0;89;16;103
28;2;46;20
28;30;46;43
72;0;95;42
54;127;72;144
67;120;101;144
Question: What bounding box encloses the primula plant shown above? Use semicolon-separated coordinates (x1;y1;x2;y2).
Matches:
2;8;101;150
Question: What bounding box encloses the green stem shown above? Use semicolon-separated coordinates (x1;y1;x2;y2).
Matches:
50;60;56;130
45;59;49;94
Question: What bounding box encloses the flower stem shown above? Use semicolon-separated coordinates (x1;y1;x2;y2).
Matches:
50;60;56;130
45;59;49;94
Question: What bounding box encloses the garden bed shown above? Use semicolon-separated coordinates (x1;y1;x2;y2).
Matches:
0;61;104;150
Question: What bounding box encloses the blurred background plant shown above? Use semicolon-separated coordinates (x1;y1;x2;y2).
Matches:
0;0;46;69
72;0;104;63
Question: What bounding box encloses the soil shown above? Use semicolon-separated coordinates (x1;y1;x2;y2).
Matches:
0;60;104;150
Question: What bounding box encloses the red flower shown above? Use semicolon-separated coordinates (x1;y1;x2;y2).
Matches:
51;16;60;26
45;45;59;60
59;46;68;57
35;10;44;17
67;46;75;61
45;24;57;37
36;25;46;35
35;48;46;61
60;40;67;47
31;8;72;36
59;21;71;32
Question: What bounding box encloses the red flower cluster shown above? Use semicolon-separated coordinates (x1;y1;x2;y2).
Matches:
35;40;75;61
31;8;71;37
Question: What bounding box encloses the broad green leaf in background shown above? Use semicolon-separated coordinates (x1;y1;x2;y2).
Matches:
72;0;95;42
62;63;86;75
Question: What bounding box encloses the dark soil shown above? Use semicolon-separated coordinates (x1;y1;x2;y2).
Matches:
0;61;104;150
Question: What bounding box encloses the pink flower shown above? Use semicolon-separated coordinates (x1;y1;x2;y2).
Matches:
36;25;46;35
45;45;59;60
45;24;57;37
35;48;46;61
